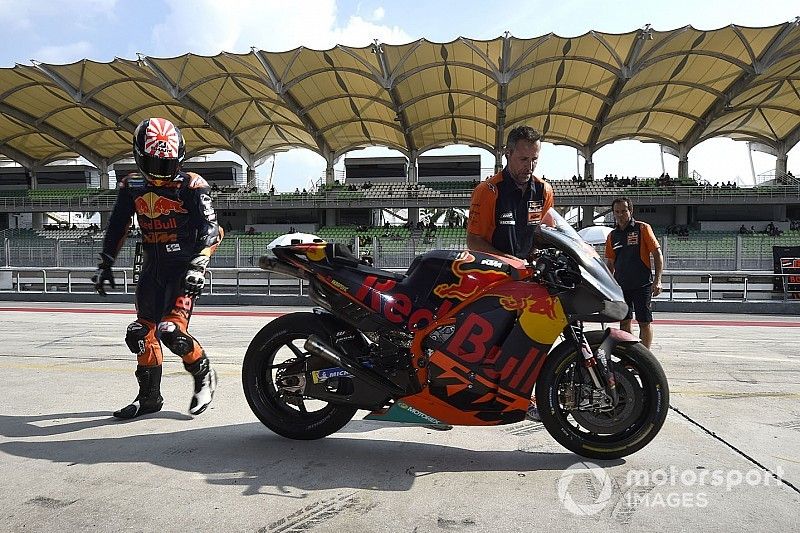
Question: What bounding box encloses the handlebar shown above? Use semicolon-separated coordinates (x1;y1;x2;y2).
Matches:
530;248;581;291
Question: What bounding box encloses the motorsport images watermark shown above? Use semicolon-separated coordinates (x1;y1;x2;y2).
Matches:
557;461;786;516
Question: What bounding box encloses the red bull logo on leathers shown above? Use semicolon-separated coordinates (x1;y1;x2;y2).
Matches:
433;252;510;301
135;192;188;219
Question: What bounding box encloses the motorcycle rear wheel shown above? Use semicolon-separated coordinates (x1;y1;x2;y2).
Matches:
536;330;669;460
242;312;358;440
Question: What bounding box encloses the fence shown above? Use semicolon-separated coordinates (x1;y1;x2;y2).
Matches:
2;232;797;271
0;267;307;297
1;266;797;304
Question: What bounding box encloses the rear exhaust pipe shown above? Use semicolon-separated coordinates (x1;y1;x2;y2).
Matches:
258;255;306;278
304;335;405;396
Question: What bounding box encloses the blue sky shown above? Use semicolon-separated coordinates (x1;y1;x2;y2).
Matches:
1;0;798;189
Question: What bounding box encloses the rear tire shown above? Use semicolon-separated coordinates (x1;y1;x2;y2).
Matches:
536;331;669;460
242;312;358;440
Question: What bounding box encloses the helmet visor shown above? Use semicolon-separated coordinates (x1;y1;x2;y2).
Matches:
142;156;179;180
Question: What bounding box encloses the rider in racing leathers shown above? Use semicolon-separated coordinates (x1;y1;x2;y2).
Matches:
93;117;223;419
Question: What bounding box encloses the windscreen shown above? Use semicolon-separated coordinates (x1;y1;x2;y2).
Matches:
537;209;624;302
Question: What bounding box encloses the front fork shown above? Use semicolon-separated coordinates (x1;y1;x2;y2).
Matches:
565;322;619;407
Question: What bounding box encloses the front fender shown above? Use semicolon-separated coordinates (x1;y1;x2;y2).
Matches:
544;328;639;366
597;327;640;360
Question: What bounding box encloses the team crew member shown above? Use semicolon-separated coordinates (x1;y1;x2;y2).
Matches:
466;125;554;423
467;126;554;261
604;197;663;348
93;117;223;418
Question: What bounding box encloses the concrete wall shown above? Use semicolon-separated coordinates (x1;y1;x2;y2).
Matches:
696;204;776;221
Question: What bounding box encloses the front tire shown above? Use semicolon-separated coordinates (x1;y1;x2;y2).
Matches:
536;331;669;460
242;312;358;440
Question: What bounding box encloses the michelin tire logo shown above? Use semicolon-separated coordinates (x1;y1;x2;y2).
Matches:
311;367;352;383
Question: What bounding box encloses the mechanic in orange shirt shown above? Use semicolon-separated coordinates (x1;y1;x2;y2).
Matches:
466;125;554;422
467;126;554;261
605;196;663;348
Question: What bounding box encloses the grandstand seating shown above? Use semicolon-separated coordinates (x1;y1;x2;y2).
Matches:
1;223;798;273
1;181;798;274
0;190;29;198
27;188;98;200
421;180;478;193
0;228;38;239
1;180;798;209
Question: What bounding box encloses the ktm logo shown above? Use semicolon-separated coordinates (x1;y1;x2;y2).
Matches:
135;192;187;219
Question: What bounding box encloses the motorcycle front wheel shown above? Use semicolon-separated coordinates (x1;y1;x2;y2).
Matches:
536;330;669;460
242;312;358;440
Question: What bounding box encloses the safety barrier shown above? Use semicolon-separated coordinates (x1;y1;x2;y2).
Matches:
1;266;796;304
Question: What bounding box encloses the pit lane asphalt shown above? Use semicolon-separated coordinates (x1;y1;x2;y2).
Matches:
1;302;798;532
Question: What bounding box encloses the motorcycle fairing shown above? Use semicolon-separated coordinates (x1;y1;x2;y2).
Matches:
300;246;527;336
380;283;569;425
364;400;448;425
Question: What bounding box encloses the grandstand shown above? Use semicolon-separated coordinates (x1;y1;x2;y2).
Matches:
1;165;798;273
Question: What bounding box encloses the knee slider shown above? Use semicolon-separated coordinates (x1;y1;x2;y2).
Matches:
125;321;150;355
157;321;194;356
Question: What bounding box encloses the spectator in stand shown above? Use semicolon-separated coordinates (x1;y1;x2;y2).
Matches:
605;197;663;349
766;223;783;237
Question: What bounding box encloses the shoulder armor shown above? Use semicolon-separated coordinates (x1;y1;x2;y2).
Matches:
186;171;210;189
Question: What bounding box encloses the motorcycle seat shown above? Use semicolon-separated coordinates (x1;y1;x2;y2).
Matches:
326;243;405;282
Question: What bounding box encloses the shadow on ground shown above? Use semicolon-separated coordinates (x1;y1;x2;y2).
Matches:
0;411;618;496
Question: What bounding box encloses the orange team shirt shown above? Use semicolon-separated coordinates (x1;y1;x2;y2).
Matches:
467;169;554;258
605;219;660;289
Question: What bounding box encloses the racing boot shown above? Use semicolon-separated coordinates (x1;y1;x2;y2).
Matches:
113;365;164;419
184;356;217;415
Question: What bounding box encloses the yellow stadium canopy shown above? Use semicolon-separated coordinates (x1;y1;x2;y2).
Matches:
1;21;798;171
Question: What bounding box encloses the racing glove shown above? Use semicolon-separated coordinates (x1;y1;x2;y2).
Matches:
184;255;210;297
92;253;116;296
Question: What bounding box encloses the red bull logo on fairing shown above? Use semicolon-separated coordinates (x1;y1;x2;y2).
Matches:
499;293;560;320
433;252;510;301
134;192;188;219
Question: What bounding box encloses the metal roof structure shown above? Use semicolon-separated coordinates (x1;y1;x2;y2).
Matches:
1;20;799;175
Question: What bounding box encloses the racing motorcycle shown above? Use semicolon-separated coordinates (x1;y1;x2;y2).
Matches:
242;208;669;460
